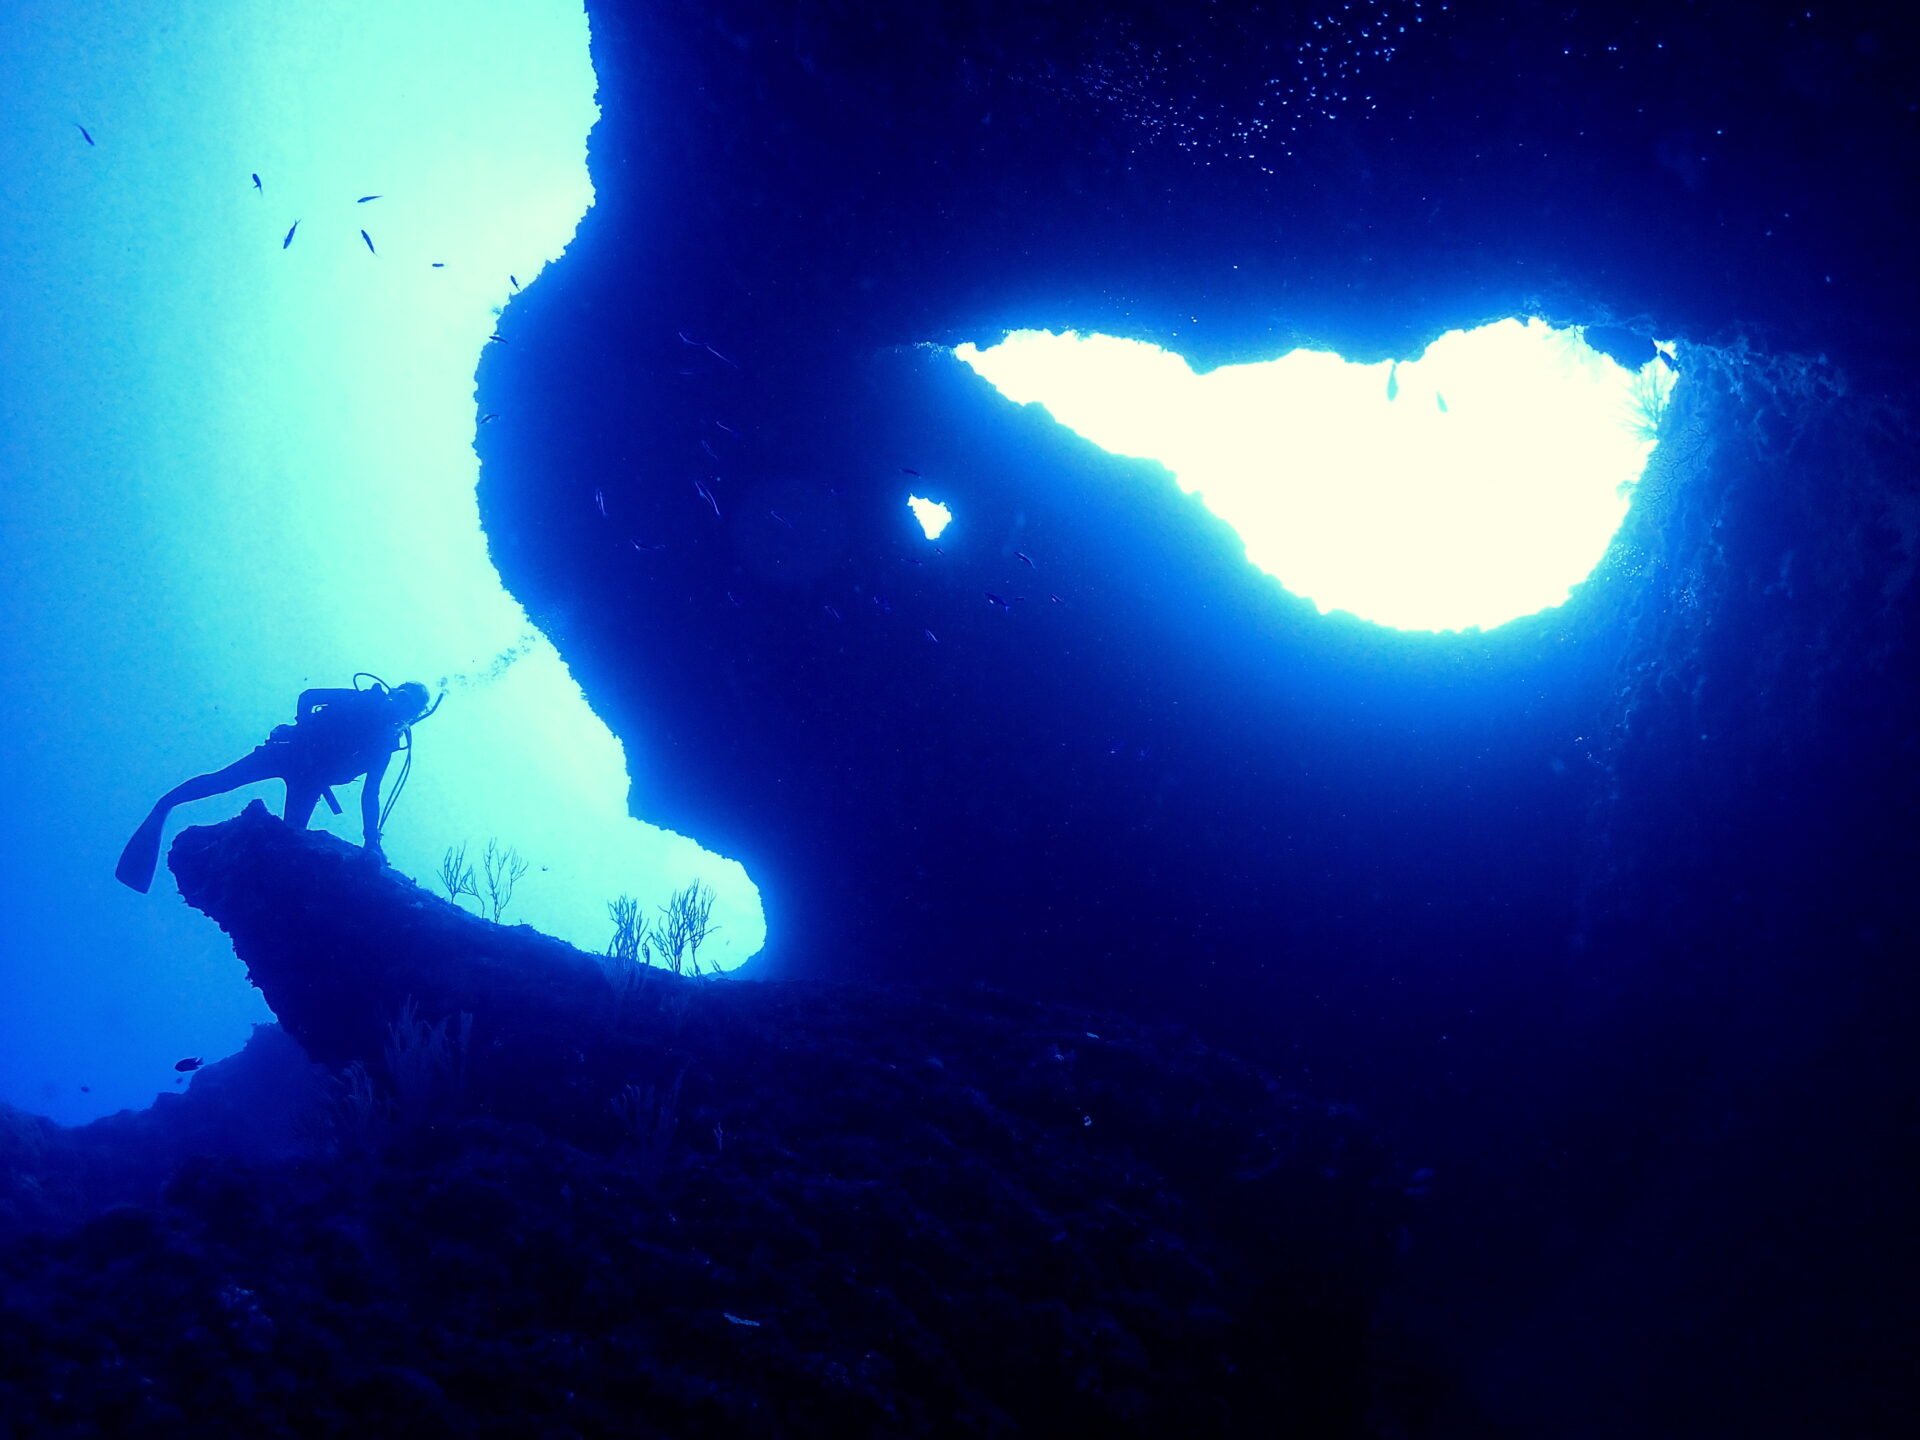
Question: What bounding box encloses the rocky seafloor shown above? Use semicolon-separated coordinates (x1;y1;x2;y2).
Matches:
0;807;1408;1437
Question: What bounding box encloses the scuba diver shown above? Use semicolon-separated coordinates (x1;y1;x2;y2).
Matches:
115;676;440;893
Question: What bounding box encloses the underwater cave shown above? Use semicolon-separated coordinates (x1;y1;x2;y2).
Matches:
3;2;1915;1436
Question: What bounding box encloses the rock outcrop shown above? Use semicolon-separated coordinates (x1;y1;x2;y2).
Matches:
0;802;1417;1434
172;800;632;1131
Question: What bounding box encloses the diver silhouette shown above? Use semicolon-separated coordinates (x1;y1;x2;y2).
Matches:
115;677;440;894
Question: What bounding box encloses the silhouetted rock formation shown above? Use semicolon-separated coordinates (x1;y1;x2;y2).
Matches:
479;0;1920;1005
1;1025;327;1232
0;803;1408;1433
470;4;1919;1434
172;800;630;1133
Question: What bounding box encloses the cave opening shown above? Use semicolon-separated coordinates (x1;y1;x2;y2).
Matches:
907;494;954;540
956;318;1678;633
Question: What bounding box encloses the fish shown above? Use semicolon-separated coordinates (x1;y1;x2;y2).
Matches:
725;590;740;605
79;1086;90;1093
594;488;607;517
282;220;300;249
174;1057;203;1073
1386;362;1400;402
769;509;794;528
700;439;719;460
360;229;376;256
1015;550;1035;568
356;194;382;203
1048;593;1064;604
488;333;508;344
479;412;499;424
902;467;920;477
985;592;1024;611
1436;393;1448;414
509;275;521;290
631;539;666;552
900;555;923;565
924;628;939;643
74;123;95;146
431;262;446;268
251;173;262;192
694;479;721;516
873;595;892;612
675;331;736;365
823;605;842;621
714;421;739;436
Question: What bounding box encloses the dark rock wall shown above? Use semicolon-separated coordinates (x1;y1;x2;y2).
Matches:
476;0;1916;1115
1479;350;1920;1435
474;6;1918;1426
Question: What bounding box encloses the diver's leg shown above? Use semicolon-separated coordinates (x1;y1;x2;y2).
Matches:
117;748;283;892
283;774;323;829
158;748;283;810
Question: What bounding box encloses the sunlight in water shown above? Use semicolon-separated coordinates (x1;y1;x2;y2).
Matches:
908;494;954;539
955;319;1676;632
0;0;763;1124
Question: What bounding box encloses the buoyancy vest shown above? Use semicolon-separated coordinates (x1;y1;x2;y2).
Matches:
278;692;403;784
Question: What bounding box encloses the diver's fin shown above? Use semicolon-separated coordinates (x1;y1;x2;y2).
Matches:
115;812;165;893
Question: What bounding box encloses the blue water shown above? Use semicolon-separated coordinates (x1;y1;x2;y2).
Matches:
0;0;760;1126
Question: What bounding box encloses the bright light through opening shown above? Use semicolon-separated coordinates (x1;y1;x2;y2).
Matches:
954;319;1676;632
909;494;953;539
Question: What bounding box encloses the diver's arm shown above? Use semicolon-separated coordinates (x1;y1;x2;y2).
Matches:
360;752;391;855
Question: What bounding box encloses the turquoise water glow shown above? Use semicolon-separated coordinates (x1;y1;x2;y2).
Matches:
1;0;762;1124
